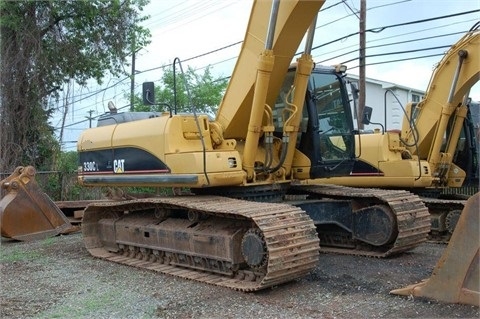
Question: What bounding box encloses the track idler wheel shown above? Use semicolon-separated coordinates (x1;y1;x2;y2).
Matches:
241;229;268;268
353;204;398;246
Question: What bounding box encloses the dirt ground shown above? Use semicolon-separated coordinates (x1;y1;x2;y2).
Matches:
1;232;478;319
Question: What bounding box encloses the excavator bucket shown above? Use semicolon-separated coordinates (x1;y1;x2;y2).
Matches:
0;166;79;241
390;192;480;306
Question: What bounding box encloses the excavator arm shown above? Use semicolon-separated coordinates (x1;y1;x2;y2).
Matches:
401;23;480;187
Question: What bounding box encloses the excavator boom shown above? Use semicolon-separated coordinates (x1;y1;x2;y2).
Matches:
402;25;480;171
216;0;325;139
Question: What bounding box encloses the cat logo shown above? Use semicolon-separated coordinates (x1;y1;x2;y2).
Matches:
113;159;125;173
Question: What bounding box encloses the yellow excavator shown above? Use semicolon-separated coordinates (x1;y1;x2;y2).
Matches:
3;0;476;299
76;0;431;292
325;21;480;242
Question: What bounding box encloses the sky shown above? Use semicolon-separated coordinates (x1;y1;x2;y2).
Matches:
57;0;480;150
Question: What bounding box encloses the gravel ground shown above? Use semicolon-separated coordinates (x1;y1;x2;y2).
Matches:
1;232;478;319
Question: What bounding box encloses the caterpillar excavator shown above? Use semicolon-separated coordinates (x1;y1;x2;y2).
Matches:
76;0;431;292
1;0;476;298
324;21;480;243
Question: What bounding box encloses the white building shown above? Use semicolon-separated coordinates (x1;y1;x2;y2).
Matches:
346;74;425;131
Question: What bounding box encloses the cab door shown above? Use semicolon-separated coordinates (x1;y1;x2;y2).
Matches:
298;70;356;178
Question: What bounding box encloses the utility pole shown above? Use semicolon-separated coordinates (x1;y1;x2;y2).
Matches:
59;80;72;147
359;0;366;129
130;34;136;111
86;110;94;128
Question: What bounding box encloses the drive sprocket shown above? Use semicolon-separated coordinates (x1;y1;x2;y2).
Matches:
241;228;268;268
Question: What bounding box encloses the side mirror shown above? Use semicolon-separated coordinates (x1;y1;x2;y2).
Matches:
142;82;155;105
362;106;373;125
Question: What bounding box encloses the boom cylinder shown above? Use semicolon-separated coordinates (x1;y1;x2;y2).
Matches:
428;50;469;182
282;15;317;176
242;0;280;181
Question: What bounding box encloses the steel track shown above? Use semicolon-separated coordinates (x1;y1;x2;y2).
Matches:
82;186;430;290
82;196;320;292
292;184;431;257
421;196;467;243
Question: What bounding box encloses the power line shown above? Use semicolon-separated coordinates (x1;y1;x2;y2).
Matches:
69;76;130;105
315;30;465;64
348;52;445;70
341;0;359;19
61;40;243;115
56;0;343;107
56;7;478;133
82;8;475;106
59;2;470;104
341;44;452;64
316;0;411;29
143;0;224;29
56;39;455;131
311;9;479;51
316;18;477;60
367;9;480;33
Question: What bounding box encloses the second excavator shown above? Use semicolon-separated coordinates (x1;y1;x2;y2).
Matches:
323;21;480;242
77;0;431;291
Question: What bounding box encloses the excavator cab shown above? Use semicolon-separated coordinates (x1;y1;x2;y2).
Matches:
277;65;356;179
0;166;78;241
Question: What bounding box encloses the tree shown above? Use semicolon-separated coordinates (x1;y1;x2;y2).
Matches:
133;65;228;116
0;0;151;173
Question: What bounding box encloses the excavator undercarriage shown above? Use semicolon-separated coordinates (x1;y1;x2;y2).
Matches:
82;184;430;291
83;195;320;292
421;196;467;243
290;185;431;257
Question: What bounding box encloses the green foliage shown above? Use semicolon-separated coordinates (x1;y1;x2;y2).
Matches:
56;151;79;173
0;0;151;172
38;286;130;319
41;237;56;247
0;0;151;91
55;151;84;201
25;106;62;171
133;65;228;116
39;151;78;200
